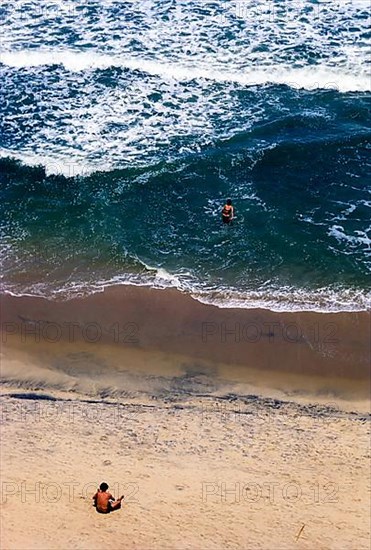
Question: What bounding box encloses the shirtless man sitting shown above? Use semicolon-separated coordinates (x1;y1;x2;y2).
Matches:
93;482;124;514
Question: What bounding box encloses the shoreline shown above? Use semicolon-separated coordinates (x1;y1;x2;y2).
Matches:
2;279;370;314
1;285;370;403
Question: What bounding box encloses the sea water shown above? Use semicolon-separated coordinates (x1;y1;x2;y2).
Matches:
0;0;370;311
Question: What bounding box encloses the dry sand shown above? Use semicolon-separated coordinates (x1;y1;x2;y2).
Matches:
1;387;370;550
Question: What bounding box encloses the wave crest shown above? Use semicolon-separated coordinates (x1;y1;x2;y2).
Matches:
1;50;370;93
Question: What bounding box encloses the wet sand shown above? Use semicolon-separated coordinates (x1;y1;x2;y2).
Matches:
1;285;370;384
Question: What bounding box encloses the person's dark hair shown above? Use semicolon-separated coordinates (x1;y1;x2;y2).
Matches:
100;482;109;491
226;199;232;205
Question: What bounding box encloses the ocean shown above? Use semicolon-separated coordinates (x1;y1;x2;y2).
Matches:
1;0;370;311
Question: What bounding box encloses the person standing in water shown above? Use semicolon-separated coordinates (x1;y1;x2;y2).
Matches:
222;198;234;224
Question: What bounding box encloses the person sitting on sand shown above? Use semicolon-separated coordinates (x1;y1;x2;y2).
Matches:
93;482;124;514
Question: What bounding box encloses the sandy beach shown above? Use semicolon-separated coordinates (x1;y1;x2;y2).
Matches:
2;0;371;547
1;286;370;549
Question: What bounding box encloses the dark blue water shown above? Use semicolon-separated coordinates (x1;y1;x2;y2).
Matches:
0;1;370;310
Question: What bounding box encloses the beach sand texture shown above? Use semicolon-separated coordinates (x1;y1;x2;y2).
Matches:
1;286;370;549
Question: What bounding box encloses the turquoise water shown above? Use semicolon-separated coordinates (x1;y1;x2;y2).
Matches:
0;1;370;310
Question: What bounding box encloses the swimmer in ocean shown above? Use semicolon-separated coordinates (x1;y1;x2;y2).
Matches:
222;198;234;225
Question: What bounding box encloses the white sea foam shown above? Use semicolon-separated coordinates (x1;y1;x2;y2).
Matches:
1;48;367;177
1;0;369;174
1;50;369;93
328;225;371;250
0;149;111;177
192;286;371;313
2;276;370;313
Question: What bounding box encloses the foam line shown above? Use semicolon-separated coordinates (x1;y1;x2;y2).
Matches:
1;50;369;93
